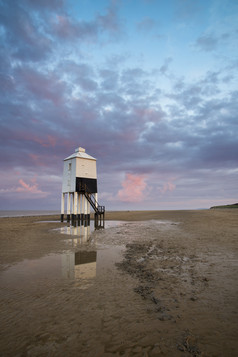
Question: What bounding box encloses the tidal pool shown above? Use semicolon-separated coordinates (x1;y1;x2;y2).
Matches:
0;221;127;290
0;246;123;290
53;220;126;240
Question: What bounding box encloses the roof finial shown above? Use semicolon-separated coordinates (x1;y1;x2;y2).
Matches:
75;147;85;153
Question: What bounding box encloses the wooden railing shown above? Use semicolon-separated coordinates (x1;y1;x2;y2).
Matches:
82;184;105;215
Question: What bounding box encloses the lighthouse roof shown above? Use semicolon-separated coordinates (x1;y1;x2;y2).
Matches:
64;147;96;161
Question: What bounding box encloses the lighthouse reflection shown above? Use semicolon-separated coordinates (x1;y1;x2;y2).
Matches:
62;251;97;281
58;220;100;243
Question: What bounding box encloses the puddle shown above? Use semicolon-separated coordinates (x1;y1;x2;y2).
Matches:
0;246;123;290
151;220;179;225
53;220;126;240
0;220;179;291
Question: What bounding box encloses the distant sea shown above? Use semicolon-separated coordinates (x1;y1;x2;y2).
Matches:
0;210;59;218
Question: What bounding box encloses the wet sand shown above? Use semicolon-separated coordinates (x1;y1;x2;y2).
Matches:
0;210;237;356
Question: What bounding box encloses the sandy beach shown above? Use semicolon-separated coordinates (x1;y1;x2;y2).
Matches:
0;210;237;356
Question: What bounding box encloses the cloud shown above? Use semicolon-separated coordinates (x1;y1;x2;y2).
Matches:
160;182;176;194
137;17;157;32
0;0;123;67
195;34;218;52
174;0;203;22
0;1;53;62
96;1;121;35
60;61;98;92
15;66;67;104
17;179;42;193
117;173;147;202
24;0;64;10
194;32;232;53
0;178;48;197
160;57;173;75
99;69;119;91
52;15;98;40
51;1;122;42
33;135;57;148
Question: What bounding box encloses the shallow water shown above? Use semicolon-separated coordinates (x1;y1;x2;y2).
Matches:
0;220;174;290
54;220;126;236
0;246;124;290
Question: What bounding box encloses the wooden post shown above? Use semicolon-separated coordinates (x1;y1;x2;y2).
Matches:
84;194;88;221
71;193;74;223
72;192;77;226
61;193;65;222
77;193;81;224
67;193;71;222
81;195;85;223
87;194;90;222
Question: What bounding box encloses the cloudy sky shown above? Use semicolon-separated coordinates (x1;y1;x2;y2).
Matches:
0;0;237;211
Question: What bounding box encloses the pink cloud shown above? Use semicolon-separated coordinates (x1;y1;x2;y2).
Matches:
10;130;57;149
160;181;176;194
0;178;48;198
53;15;97;40
133;107;163;123
33;134;57;147
28;153;46;167
16;178;45;195
117;173;147;202
54;15;76;38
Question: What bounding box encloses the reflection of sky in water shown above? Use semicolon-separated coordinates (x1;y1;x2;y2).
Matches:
0;247;123;290
0;220;176;290
54;220;126;238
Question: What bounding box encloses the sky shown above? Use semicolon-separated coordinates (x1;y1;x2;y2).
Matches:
0;0;237;211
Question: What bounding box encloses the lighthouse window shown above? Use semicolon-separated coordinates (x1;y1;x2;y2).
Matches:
68;163;71;170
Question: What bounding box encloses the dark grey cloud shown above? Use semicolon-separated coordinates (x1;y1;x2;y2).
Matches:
137;16;157;32
0;0;123;67
59;61;98;92
174;0;204;22
195;34;218;52
1;55;237;182
99;69;119;91
51;0;123;43
15;66;68;104
24;0;64;10
96;1;122;34
194;32;232;53
0;0;55;62
52;16;98;40
160;57;173;75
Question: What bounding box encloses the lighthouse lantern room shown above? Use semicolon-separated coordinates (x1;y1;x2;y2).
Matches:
61;147;105;226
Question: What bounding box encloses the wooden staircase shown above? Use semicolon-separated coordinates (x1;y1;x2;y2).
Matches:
81;184;105;227
84;190;105;215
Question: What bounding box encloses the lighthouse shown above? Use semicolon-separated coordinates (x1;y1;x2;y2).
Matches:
61;147;105;226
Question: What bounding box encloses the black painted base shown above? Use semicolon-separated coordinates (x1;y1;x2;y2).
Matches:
61;213;104;228
94;213;105;229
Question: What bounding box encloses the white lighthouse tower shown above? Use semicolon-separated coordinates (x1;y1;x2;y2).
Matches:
61;147;105;226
